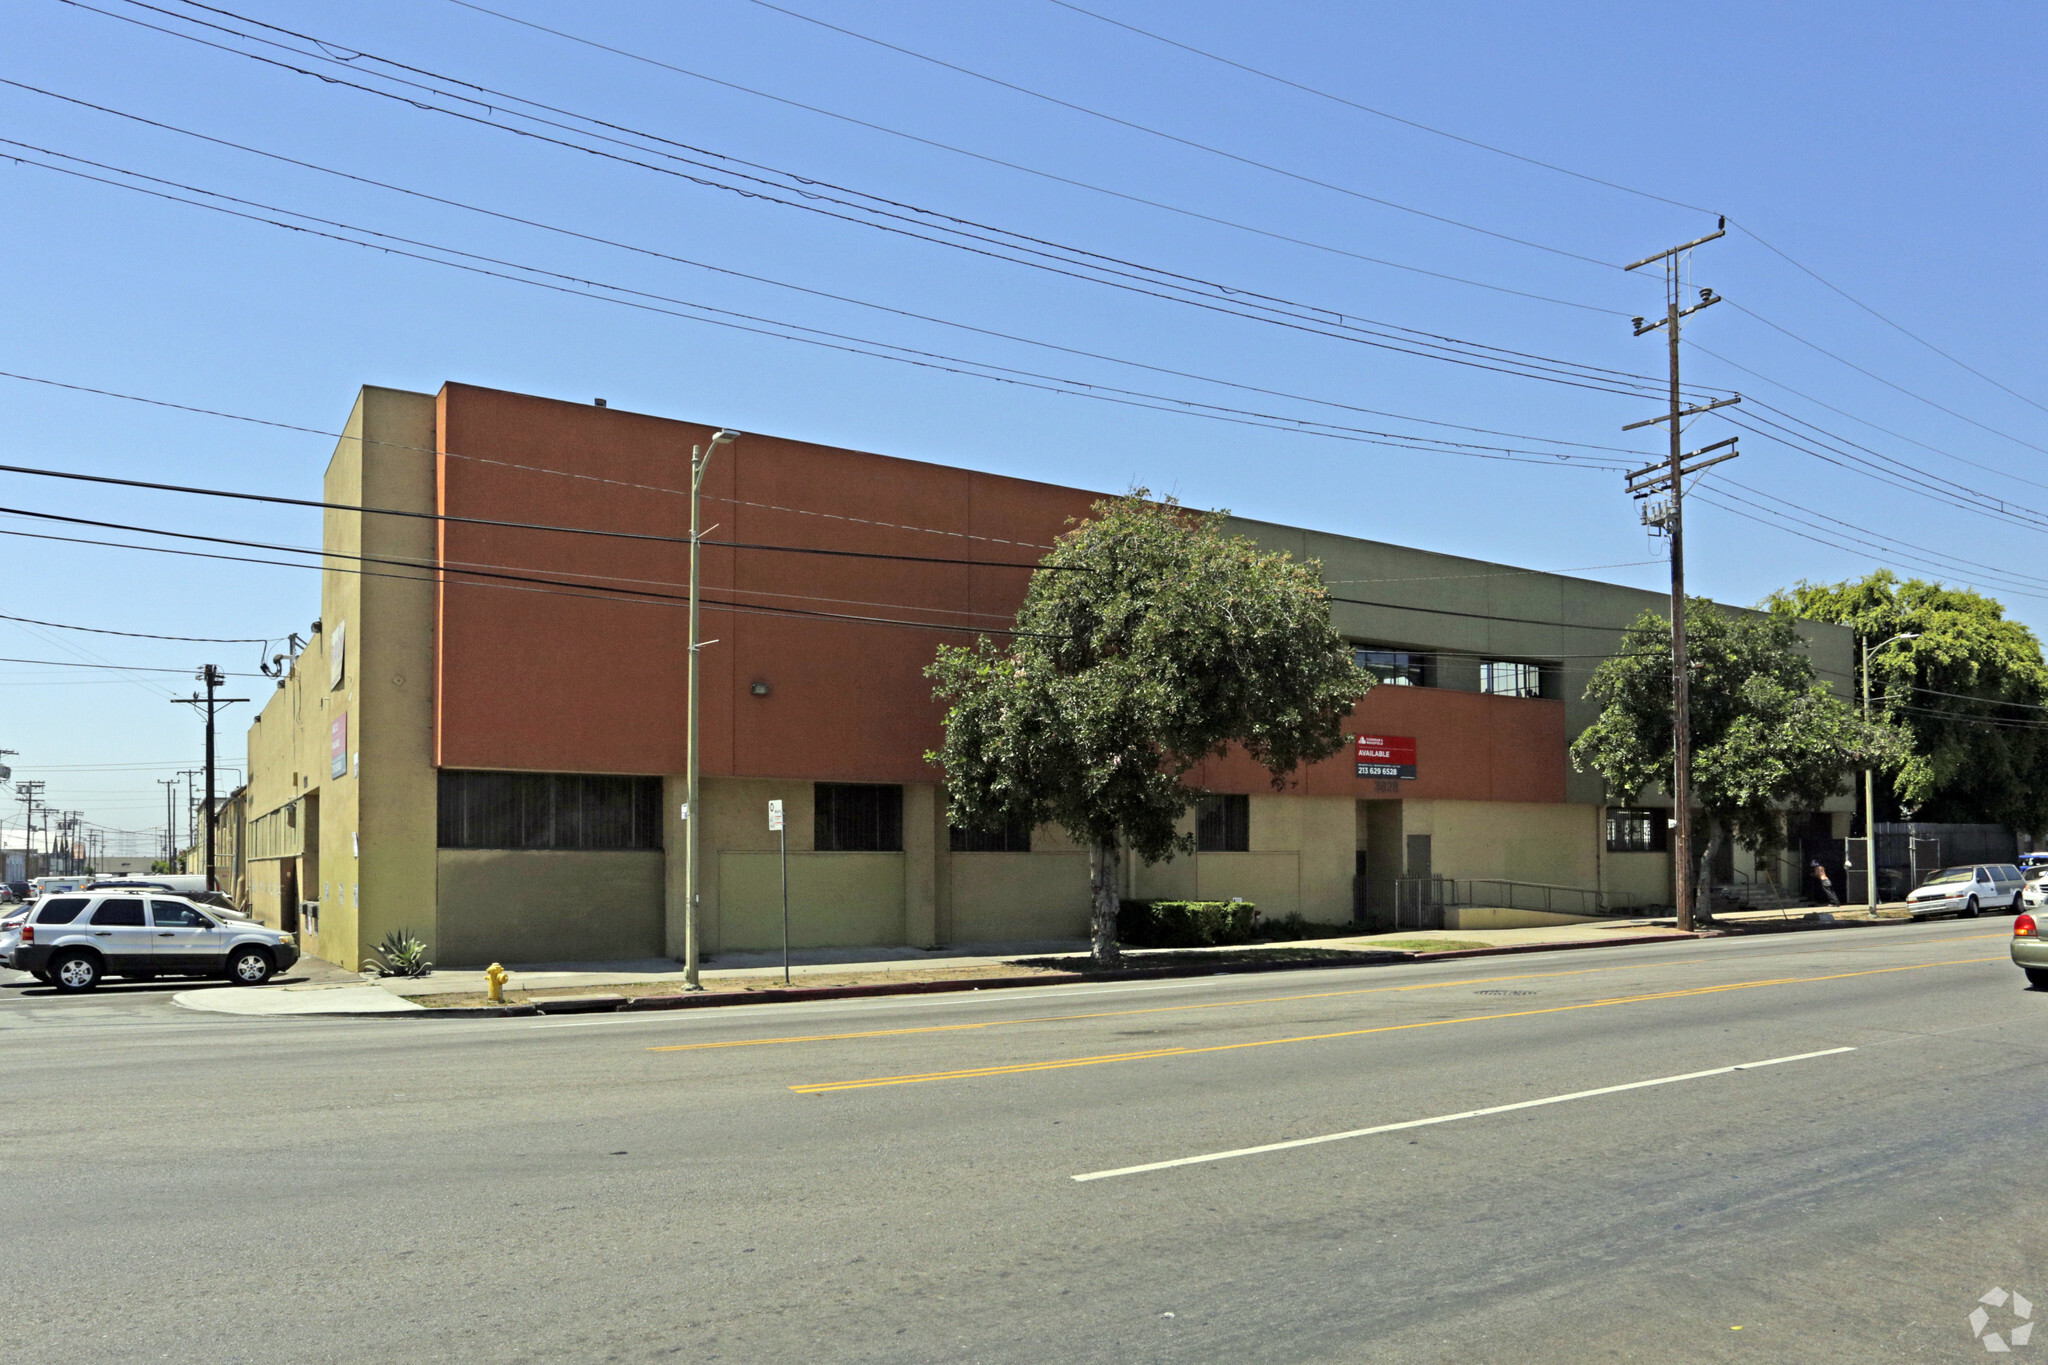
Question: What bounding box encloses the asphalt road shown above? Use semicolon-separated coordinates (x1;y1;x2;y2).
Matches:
2;921;2042;1363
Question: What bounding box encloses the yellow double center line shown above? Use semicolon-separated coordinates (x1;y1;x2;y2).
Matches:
787;955;1999;1094
649;961;1674;1056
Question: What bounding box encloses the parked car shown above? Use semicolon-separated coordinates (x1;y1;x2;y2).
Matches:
0;905;27;963
83;881;249;918
2025;867;2048;912
1904;864;2025;918
2013;912;2048;988
85;874;211;896
7;892;298;992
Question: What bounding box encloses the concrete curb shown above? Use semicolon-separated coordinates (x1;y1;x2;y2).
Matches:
175;929;1709;1018
382;930;1706;1018
1406;932;1708;961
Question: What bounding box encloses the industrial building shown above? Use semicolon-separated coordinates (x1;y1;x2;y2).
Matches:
236;383;1854;968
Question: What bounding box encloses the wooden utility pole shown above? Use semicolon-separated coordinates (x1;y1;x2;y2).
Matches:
173;666;246;893
1623;218;1741;932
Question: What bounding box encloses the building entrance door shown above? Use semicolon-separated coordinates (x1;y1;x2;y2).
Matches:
1359;800;1404;929
280;860;299;932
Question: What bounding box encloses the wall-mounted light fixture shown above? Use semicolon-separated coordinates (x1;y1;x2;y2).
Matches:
749;681;771;697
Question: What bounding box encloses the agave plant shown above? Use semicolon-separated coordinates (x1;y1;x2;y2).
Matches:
362;929;433;978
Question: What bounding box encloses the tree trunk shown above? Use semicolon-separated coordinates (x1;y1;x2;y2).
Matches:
1694;820;1720;923
1090;838;1122;968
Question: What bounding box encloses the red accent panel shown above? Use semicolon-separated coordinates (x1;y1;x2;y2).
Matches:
1191;687;1567;804
433;384;1096;779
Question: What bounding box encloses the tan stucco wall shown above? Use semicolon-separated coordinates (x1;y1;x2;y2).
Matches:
352;388;441;966
437;849;664;965
240;387;440;970
1128;794;1356;922
672;778;1101;952
668;776;817;957
1600;846;1674;907
717;850;906;950
947;852;1091;942
1401;799;1602;888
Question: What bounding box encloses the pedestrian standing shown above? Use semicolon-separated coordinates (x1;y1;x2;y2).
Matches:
1811;859;1840;906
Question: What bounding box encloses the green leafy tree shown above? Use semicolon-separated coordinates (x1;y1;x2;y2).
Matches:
1765;572;2048;831
927;494;1372;966
1572;598;1885;917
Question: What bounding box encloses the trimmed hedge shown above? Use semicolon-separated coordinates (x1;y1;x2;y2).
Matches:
1117;899;1258;948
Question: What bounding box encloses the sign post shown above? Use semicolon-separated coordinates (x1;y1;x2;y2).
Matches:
768;799;789;984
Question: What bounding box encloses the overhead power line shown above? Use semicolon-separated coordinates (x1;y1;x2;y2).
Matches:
1727;302;2048;460
436;0;1624;317
745;0;1626;270
0;503;1714;643
1728;220;2048;419
4;146;1662;460
1684;340;2048;499
64;1;1681;398
0;514;1051;639
1721;405;2048;541
0;654;264;676
1710;478;2048;597
0;611;270;643
1036;0;1719;218
1692;486;2048;606
0;82;1658;455
0;457;1075;569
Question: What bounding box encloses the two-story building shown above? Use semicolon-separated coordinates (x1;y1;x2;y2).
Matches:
237;382;1853;968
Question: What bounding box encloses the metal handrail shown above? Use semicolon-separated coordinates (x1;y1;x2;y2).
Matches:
1389;876;1649;929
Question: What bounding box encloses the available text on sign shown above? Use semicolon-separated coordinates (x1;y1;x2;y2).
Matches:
1355;734;1416;780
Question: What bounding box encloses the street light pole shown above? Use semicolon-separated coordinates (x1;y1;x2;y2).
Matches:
684;429;740;991
1862;631;1919;911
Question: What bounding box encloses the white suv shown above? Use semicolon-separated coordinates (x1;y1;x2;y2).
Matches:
7;893;299;992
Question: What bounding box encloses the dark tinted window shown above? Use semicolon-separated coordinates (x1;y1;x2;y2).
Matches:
950;818;1032;853
815;784;903;852
1354;648;1430;687
1196;795;1250;853
34;897;88;925
89;898;146;927
437;771;663;851
150;902;215;929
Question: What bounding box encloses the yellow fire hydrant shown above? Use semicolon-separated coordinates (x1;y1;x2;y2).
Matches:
484;962;509;1004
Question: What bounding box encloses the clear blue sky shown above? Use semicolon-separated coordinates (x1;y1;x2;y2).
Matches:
4;0;2044;853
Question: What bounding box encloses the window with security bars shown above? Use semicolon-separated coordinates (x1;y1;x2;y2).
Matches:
815;783;903;852
950;818;1033;853
1481;660;1546;698
1605;808;1668;853
1196;794;1250;853
437;771;663;850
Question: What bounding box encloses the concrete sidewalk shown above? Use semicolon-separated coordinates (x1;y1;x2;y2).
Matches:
170;920;1699;1018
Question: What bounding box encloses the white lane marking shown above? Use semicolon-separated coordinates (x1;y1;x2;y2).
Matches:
1071;1046;1858;1182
